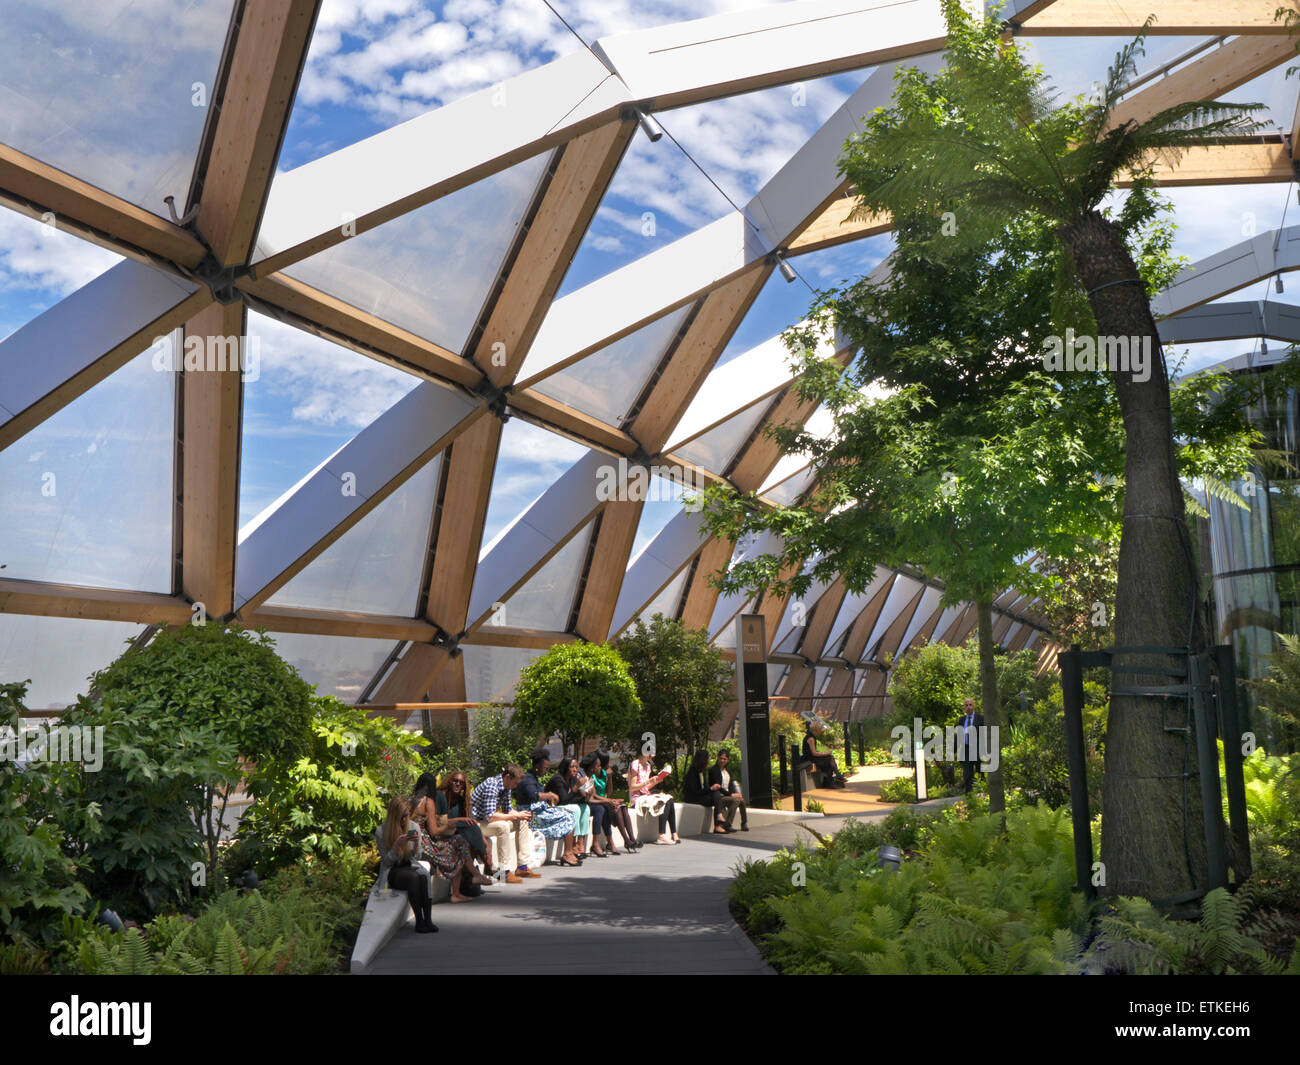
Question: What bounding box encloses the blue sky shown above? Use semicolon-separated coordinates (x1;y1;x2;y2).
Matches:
3;0;1300;704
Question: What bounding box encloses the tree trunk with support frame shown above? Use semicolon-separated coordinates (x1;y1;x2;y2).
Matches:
1059;209;1209;901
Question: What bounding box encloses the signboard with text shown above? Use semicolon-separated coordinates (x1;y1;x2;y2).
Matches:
735;613;772;808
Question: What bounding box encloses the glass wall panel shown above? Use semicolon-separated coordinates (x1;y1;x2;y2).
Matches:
0;616;141;709
266;632;397;702
282;154;548;354
268;454;441;616
0;0;233;212
0;348;174;592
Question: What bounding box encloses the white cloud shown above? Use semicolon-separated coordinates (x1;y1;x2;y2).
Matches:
0;211;121;299
245;311;421;431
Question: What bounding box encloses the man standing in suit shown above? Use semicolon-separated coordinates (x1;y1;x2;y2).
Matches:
957;697;985;794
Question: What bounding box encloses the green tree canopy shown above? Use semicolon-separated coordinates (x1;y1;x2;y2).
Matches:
511;642;641;755
617;614;733;760
92;624;314;766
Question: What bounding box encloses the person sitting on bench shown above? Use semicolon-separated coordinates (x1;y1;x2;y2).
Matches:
710;748;748;831
684;749;730;833
803;720;847;788
375;796;437;934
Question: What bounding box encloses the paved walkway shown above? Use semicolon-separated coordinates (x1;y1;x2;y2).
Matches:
368;819;837;975
776;763;912;815
367;782;965;975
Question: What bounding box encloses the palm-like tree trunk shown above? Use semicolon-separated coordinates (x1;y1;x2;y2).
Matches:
1059;209;1208;900
975;596;1004;816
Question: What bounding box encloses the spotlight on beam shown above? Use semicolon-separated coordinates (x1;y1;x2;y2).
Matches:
1276;273;1285;294
778;256;798;284
637;109;664;143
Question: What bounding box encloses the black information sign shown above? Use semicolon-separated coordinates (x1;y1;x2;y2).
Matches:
735;614;771;808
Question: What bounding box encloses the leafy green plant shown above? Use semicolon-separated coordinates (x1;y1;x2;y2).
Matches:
1003;681;1107;810
418;722;472;783
233;696;425;874
1247;632;1300;730
468;705;535;779
733;805;1094;975
89;624;315;870
0;681;88;942
512;642;641;754
1083;887;1299;975
75;862;367;977
617;615;732;760
878;775;918;804
57;692;238;917
0;935;50;975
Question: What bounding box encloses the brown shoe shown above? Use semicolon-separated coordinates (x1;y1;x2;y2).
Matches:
505;872;523;884
518;869;542;879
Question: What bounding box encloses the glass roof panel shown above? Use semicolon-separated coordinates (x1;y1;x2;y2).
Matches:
280;0;584;168
488;520;593;632
762;465;815;506
718;239;889;366
281;153;549;354
462;643;545;704
1022;34;1214;103
266;632;398;703
627;472;695;563
268;453;441;616
528;305;690;424
558;116;736;296
1159;182;1292;267
239;310;422;532
674;397;769;475
0;345;174;592
1220;63;1298;134
0;616;142;710
634;565;689;627
478;418;587;551
652;70;867;208
0;0;233;214
0;212;121;340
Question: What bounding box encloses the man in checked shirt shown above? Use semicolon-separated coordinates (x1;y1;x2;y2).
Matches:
470;763;540;883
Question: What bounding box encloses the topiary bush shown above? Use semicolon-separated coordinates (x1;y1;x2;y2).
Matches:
512;642;641;754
